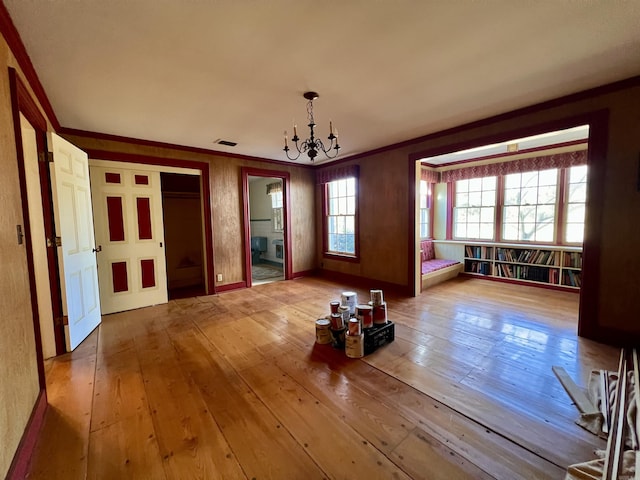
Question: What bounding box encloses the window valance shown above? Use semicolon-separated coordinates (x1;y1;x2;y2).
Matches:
421;167;440;183
439;150;587;183
266;182;282;195
316;164;359;184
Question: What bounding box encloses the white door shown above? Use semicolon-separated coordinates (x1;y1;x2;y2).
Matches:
48;133;101;351
90;164;168;314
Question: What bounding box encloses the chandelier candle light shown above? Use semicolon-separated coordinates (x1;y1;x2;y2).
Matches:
284;91;340;161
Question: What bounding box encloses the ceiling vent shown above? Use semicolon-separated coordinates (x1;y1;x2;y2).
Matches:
214;139;237;147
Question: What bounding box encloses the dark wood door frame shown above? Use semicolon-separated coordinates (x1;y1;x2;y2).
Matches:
6;67;57;480
9;67;66;358
241;167;292;287
408;110;609;341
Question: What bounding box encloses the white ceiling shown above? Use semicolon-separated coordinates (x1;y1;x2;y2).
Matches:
422;125;589;165
5;1;640;165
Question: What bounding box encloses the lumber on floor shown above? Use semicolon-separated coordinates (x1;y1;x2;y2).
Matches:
552;366;599;415
26;276;619;479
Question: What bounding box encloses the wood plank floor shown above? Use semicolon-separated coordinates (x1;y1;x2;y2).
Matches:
26;276;619;479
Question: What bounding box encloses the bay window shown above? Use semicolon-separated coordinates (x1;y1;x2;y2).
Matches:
419;180;431;238
502;169;557;242
565;165;588;244
453;176;496;240
447;151;588;245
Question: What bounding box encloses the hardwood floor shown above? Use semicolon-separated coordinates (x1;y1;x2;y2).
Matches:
26;276;619;479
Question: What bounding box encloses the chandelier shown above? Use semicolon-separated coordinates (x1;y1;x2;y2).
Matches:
283;91;340;161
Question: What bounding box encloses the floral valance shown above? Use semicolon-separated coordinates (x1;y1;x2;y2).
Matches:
266;182;282;195
316;164;359;184
421;167;440;183
439;150;587;183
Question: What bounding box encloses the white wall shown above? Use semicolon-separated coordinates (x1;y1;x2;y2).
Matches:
433;182;448;240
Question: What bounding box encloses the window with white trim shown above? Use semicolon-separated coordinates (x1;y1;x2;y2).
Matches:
453;176;496;240
565;165;588;243
502;169;557;242
419;180;430;239
271;190;283;232
326;177;356;256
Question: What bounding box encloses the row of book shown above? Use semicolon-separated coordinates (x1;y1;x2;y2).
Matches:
465;260;491;275
563;270;582;287
465;245;493;260
496;248;557;266
563;252;583;269
495;263;559;284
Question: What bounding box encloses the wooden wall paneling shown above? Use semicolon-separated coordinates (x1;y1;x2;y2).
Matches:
289;168;315;274
211;160;245;285
591;91;640;336
317;152;411;288
3;67;46;479
359;150;410;286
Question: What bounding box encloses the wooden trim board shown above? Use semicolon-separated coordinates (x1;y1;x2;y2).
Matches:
552;366;599;415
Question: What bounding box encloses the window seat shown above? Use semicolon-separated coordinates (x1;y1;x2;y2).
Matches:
421;240;463;289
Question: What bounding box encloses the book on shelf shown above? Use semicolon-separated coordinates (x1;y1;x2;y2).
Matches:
496;262;559;283
464;243;580;289
465;260;491;275
564;270;582;287
466;246;493;260
563;251;583;269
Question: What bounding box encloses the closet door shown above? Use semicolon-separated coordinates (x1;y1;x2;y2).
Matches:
90;165;168;314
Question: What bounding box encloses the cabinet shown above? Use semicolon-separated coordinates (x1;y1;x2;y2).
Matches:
463;243;582;290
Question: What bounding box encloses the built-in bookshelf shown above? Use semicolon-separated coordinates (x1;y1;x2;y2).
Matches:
463;243;582;290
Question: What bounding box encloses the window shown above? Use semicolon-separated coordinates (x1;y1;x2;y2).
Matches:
449;164;587;245
326;177;356;256
565;165;588;243
453;176;496;240
419;180;430;238
271;190;283;232
502;169;557;242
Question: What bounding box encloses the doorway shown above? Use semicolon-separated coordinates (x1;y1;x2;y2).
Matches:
410;115;609;338
248;176;285;285
241;167;292;287
19;114;58;359
161;173;206;299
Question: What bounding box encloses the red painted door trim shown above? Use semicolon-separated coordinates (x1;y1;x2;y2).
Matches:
8;68;51;374
241;167;292;287
83;150;215;295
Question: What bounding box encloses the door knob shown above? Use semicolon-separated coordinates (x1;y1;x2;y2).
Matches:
92;245;102;253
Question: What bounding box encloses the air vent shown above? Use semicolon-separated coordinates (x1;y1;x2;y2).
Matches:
214;139;237;147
